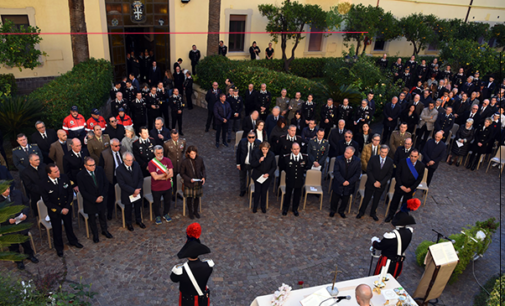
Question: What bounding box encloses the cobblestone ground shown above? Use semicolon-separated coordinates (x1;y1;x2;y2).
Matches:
1;106;503;306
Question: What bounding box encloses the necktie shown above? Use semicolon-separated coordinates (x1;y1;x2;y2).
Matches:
76;153;81;158
42;133;46;140
24;147;28;154
249;143;253;158
128;166;132;172
380;158;384;169
339;130;342;134
53;179;58;185
6;195;11;202
470;113;474;118
90;171;97;187
252;120;256;126
115;152;122;167
392;104;395;109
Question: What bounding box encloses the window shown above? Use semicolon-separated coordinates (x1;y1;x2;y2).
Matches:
308;26;323;52
427;42;438;51
1;15;29;30
373;38;386;51
229;15;246;52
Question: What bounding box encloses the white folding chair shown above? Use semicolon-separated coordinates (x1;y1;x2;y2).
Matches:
273;155;280;191
486;145;505;176
327;157;336;190
142;177;154;221
76;192;89;239
235;131;244;150
249;178;269;209
278;171;286;211
416;168;429;206
37;200;53;249
114;184;126;228
302;170;323;210
448;123;459;150
28;231;36;255
351;174;368;213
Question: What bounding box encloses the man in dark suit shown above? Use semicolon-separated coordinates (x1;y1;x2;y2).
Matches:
49;129;71;172
242;111;259;136
277;125;303;170
385;150;425;223
133;126;156;177
244;84;258;116
330;147;361;218
328;120;347;158
104;116;126;142
422;131;446;186
236;131;261;197
20;154;46;217
382;97;401;144
301;120;318;145
116;152;145;230
129;73;140;91
1;186;38;270
148;61;162;87
482;76;496;100
476;99;494;126
77;157;113;243
150;117;171;146
434;107;455;141
63;138;89;193
460;77;475;95
265;107;283;139
31;121;57;164
393;138;413;168
282;143;309;216
99;138;127;220
41;164;83;257
357;145;394;221
336;131;360;157
214;93;232;148
461;104;480;127
205;82;221;132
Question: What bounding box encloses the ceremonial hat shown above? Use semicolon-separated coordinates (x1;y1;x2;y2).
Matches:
70;106;78;112
392;211;416;227
177;240;211;259
186;223;201;242
400;198;421;213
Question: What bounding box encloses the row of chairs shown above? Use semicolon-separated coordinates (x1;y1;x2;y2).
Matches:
36;174;202;249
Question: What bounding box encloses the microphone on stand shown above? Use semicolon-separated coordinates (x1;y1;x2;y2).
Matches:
335;295;351;303
432;229;455;244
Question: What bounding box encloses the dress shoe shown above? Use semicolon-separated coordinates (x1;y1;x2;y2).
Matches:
136;222;146;229
177;194;183;200
194;211;201;219
329;212;335;217
339;213;346;218
282;211;287;216
127;224;134;231
466;163;472;169
102;231;113;238
447;159;453;165
384;216;392;223
456;160;461;167
471;164;477;171
93;236;100;243
293;211;299;217
252;209;257;213
17;261;25;270
239;191;246;197
29;255;39;263
222;142;229;147
356;213;363;219
261;209;266;213
371;215;379;222
57;250;64;257
71;242;83;248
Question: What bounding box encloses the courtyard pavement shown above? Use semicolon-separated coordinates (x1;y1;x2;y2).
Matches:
1;106;503;305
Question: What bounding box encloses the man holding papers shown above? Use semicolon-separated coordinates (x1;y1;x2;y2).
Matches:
116;152;146;231
149;145;174;225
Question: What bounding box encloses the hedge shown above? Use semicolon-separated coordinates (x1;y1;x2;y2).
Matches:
229;57;327;79
0;73;17;97
29;58;113;129
197;55;329;113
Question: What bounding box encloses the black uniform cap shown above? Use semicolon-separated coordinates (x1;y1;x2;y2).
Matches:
177;240;211;259
391;211;416;226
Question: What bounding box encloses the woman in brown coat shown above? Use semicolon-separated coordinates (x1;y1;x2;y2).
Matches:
180;146;206;219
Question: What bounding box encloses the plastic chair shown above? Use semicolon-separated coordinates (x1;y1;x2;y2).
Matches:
249;178;269;209
142;177;154;221
179;174;202;216
486;145;505;176
76;192;89;239
114;184;126;228
416;168;429;206
327;157;336;190
384;178;397;217
302;170;323;210
278;171;286;210
28;231;36;255
37;200;53;249
234;131;244;150
448;123;459;149
273;155;280;191
354;174;368;212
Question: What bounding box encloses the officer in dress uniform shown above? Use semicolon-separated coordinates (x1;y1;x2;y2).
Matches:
371;210;416;279
163;129;186;200
146;87;162;130
416;60;429;83
111;92;129;118
133;126;156;177
302;94;316;124
169;88;185;136
124;80;137;113
12;133;42;172
337;98;353;131
404;56;417;74
131;92;147;134
275;89;290;117
320;98;336;139
171;223;214;306
277;125;303;171
109;82;124;100
354;100;373;133
227;88;244;142
256;84;272;121
281;143;309;216
307;130;329;171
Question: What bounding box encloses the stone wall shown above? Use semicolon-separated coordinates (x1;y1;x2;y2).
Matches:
15;76;57;96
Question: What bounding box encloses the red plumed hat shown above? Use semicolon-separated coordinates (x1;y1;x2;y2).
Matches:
186;223;201;239
407;198;421;212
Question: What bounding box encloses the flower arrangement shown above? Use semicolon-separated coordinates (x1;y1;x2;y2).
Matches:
271;283;292;306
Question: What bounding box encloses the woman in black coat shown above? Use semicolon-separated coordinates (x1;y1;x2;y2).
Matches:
180;146;206;219
353;122;372;152
447;119;474;166
183;71;194;110
269;117;288;155
466;118;493;171
400;104;419;134
250;142;277;213
290;110;304;135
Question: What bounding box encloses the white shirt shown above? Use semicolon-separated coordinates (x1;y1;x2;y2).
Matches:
291;153;302;161
73;151;81;158
245;142;253;165
49;177;58;185
256;130;263;142
40;132;47;138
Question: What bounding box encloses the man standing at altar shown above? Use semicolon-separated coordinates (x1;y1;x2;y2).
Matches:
355;284;373;306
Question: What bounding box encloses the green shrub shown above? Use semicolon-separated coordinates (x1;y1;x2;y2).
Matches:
228;57;327;79
0;96;43;143
473;274;501;306
29;58;113;129
0;74;17;98
487;274;505;306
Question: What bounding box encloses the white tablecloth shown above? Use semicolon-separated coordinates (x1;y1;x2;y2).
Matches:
250;274;417;306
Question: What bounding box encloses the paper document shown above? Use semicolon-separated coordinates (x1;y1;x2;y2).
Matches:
256;175;268;184
129;194;141;202
310;187;318;192
311;166;322;171
456;141;464;147
300;288;334;306
14;213;24;225
192;178;202;182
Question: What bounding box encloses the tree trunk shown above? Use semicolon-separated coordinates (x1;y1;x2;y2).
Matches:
68;0;89;66
361;38;368;55
206;0;221;56
411;41;418;56
355;40;362;56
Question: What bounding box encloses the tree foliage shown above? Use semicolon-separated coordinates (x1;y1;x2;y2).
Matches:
258;0;329;72
439;39;500;76
491;23;505;51
399;13;438;55
0;20;46;71
434;19;490;43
